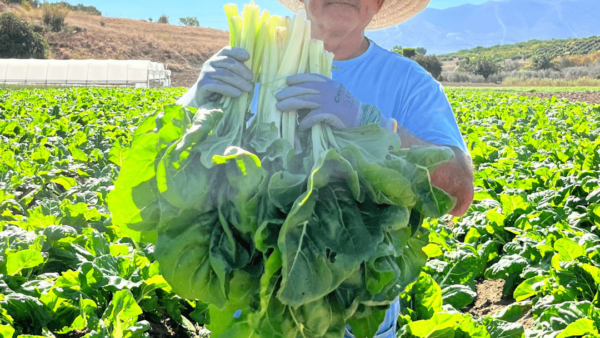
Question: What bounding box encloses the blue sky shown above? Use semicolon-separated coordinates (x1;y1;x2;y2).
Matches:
64;0;498;31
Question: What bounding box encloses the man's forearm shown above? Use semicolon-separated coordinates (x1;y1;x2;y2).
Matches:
397;125;474;216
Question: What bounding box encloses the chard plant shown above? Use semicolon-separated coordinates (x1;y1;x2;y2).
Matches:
107;3;456;338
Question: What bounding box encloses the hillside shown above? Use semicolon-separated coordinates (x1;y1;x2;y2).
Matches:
439;35;600;60
0;3;229;87
366;0;600;55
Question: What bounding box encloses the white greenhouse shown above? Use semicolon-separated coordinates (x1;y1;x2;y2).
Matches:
0;59;171;87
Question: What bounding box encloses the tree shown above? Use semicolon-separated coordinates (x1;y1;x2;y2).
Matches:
529;54;559;70
458;55;503;80
157;14;169;24
0;13;48;59
402;47;417;58
179;16;199;27
148;18;153;22
412;54;442;80
416;47;427;55
392;45;403;53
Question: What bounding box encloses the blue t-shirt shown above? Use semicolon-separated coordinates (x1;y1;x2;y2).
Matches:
251;39;467;152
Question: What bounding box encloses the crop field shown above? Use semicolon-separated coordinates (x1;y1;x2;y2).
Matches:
0;87;599;338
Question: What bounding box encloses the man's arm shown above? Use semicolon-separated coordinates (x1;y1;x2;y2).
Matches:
397;125;474;217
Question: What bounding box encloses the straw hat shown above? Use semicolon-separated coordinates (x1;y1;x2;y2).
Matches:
276;0;430;30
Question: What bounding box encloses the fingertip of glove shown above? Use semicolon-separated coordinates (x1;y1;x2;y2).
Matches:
230;47;250;61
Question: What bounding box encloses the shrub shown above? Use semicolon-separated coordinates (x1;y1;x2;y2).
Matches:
402;47;416;58
503;59;522;71
529;54;559;70
416;47;427;55
0;12;48;59
441;71;486;83
458;55;503;80
28;0;40;7
99;20;105;27
180;16;199;27
157;14;169;24
412;54;442;80
4;0;22;4
561;50;600;67
42;3;69;32
502;77;600;86
57;2;101;15
392;45;402;53
441;62;600;84
557;56;574;69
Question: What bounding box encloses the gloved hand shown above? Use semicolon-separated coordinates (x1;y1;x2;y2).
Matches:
275;73;362;131
176;47;254;107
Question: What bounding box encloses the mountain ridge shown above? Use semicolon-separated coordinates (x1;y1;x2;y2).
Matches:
366;0;600;55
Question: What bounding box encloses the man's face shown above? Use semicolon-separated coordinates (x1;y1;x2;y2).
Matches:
300;0;384;35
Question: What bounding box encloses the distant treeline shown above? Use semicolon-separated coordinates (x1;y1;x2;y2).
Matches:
27;1;102;16
440;35;600;61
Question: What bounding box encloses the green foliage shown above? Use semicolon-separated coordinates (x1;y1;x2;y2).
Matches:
441;88;600;338
440;35;600;61
55;2;102;15
458;55;503;79
157;14;169;24
0;13;48;59
393;47;441;79
416;47;427;55
529;54;559;70
412;54;443;80
3;84;600;338
108;92;455;336
403;47;417;58
42;3;69;32
179;16;199;27
0;87;214;337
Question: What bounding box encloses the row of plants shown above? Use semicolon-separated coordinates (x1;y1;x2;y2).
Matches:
0;87;213;338
1;86;600;337
439;36;600;61
400;90;600;337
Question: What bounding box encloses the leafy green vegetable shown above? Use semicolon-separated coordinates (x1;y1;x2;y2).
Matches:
4;44;600;337
106;3;456;338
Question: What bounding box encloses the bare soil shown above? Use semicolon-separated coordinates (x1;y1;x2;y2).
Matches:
464;279;535;330
171;69;201;88
518;91;600;105
2;4;228;77
141;313;189;338
517;310;535;330
465;279;514;318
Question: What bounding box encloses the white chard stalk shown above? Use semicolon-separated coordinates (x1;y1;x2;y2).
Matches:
226;4;335;157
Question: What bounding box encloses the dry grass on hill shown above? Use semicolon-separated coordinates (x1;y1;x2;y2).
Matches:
1;4;229;87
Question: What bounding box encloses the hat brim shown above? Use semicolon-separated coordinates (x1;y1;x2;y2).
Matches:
275;0;430;31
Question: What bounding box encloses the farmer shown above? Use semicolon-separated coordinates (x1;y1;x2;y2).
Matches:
177;0;474;336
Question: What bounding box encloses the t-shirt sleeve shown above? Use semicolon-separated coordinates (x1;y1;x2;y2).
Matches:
395;73;468;153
